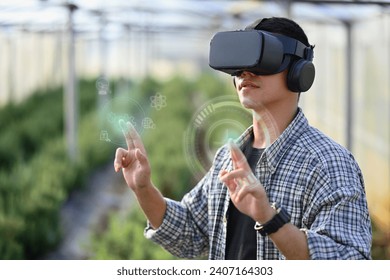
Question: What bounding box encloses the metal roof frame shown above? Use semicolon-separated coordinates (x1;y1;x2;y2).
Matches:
0;0;389;157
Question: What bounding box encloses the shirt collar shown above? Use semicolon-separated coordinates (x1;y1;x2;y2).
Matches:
236;108;309;173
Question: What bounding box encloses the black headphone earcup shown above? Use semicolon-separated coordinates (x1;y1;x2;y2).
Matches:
287;60;315;92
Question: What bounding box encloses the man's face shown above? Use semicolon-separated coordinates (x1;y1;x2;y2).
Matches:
233;70;296;111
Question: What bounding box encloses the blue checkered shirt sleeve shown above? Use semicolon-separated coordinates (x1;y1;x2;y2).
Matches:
299;149;372;259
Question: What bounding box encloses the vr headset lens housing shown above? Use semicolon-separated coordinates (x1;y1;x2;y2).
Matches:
209;30;309;76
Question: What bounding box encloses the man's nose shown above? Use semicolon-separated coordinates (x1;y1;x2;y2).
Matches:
237;71;256;78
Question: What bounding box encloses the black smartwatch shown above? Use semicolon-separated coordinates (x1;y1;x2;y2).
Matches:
254;203;291;236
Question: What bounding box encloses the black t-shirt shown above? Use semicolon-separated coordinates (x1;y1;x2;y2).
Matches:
225;137;264;260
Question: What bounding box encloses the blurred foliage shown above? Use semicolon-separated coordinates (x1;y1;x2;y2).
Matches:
0;80;97;171
0;87;63;171
143;75;195;199
92;208;176;260
371;222;390;259
195;71;236;100
0;79;114;259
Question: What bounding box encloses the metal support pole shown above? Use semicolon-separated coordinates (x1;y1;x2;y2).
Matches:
97;12;109;121
64;3;78;161
99;13;107;78
345;21;353;152
285;0;293;18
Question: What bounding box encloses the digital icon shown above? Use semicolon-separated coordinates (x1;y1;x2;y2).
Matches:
96;76;110;95
100;130;111;142
142;117;156;129
150;93;167;110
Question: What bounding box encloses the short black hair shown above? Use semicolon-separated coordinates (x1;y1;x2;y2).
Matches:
245;17;310;47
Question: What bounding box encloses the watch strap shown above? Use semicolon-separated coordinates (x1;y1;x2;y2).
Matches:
254;204;291;236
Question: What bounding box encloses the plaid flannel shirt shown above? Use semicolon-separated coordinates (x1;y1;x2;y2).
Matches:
145;108;372;259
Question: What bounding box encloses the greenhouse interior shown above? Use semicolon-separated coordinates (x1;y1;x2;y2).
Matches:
0;0;389;260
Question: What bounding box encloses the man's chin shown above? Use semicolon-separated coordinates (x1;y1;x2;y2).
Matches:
239;97;258;109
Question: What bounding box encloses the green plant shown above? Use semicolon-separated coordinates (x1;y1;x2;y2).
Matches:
92;209;176;260
0;79;114;259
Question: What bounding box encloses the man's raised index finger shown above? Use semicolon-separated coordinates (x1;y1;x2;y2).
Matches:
119;119;135;150
119;118;128;135
228;139;247;168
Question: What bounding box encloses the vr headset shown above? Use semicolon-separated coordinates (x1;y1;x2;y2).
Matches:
209;30;315;92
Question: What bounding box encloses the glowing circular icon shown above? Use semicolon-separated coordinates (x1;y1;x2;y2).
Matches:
99;94;152;146
96;76;110;95
183;95;252;180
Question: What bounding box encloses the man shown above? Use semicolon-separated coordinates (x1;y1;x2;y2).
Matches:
114;17;372;259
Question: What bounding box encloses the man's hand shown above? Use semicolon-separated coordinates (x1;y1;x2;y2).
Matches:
219;140;275;223
114;119;152;191
113;119;166;229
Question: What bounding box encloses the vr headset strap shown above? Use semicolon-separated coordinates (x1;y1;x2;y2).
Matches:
270;32;313;61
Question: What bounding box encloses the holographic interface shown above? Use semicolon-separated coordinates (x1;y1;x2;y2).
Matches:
183;96;252;180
